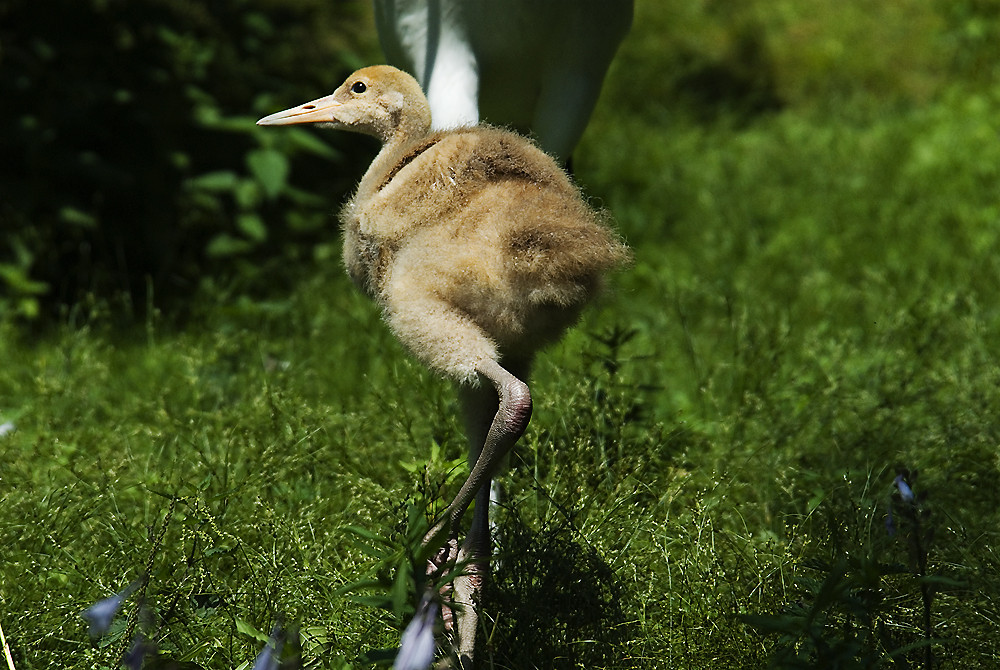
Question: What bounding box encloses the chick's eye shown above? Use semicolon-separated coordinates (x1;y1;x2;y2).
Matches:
351;81;367;94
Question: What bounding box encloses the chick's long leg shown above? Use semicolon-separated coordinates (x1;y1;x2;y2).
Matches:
452;359;532;533
445;358;532;668
382;272;531;665
424;358;532;548
382;270;533;548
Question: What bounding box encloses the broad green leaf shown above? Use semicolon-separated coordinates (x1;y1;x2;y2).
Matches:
391;561;412;619
234;617;269;643
288;128;341;160
58;206;97;229
283;185;328;208
247;148;289;199
342;525;392;544
234;179;261;209
336;578;383;596
203;115;261;133
0;264;49;295
186;171;238;192
236;213;267;242
206;233;251;257
346;594;395;611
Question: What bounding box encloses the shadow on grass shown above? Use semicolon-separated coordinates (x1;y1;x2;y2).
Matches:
484;511;635;670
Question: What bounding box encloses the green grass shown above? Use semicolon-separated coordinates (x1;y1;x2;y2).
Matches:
4;1;1000;668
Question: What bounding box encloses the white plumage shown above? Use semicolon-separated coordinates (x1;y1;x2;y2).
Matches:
373;0;634;161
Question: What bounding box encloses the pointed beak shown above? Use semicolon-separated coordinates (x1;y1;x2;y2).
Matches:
257;94;344;126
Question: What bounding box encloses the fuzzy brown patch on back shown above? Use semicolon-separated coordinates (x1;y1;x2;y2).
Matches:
505;202;629;308
453;129;567;190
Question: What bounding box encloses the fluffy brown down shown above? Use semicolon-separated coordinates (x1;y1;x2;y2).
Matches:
328;67;628;383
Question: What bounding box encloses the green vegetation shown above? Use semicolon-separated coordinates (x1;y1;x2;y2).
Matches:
0;0;380;318
3;0;1000;667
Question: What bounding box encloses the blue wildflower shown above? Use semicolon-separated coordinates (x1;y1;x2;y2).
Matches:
81;592;125;637
395;595;438;670
122;634;155;670
894;474;915;504
81;579;141;637
252;626;284;670
885;502;896;537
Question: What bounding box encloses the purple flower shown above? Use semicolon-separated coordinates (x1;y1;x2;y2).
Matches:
122;634;155;670
252;626;284;670
885;503;896;537
894;474;915;504
80;579;142;637
81;592;125;637
395;595;438;670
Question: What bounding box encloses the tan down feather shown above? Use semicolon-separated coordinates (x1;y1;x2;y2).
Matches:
259;65;629;383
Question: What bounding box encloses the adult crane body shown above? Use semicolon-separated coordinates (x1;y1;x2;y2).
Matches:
373;0;634;160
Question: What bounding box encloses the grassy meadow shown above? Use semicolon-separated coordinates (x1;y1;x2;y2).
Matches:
3;1;1000;668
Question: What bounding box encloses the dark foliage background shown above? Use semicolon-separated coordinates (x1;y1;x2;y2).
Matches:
1;0;379;319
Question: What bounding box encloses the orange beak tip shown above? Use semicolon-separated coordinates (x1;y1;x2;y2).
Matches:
256;96;342;127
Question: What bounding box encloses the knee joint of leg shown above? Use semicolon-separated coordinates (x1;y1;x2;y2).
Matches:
501;379;532;437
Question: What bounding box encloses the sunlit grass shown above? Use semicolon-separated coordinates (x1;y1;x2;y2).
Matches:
4;1;1000;668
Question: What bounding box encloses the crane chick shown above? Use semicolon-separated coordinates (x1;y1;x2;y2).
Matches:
258;65;629;666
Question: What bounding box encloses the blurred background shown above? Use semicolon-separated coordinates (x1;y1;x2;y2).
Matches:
3;0;997;323
2;0;380;321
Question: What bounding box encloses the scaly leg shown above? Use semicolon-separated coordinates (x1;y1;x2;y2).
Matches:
426;358;532;667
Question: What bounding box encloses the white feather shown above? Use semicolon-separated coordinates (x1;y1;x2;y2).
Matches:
373;0;633;159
